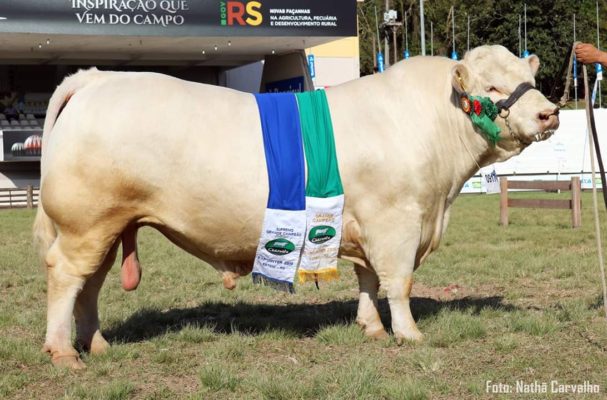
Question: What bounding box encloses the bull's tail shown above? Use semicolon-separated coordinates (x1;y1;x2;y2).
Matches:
35;67;103;265
41;67;103;156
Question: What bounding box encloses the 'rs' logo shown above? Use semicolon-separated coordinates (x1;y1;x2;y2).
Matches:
220;1;263;26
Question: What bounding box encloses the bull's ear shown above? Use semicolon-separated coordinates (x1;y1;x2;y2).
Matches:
451;63;472;94
527;55;540;76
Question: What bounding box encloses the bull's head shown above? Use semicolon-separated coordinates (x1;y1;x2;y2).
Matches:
450;45;559;159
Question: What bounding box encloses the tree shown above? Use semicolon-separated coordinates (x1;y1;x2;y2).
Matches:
357;0;607;102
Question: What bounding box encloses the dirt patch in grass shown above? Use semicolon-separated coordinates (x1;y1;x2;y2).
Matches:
412;281;504;301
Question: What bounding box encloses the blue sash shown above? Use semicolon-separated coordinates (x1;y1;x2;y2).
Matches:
252;93;306;292
255;93;305;210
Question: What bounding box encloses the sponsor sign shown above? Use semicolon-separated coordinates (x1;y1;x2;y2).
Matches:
0;0;357;37
483;167;500;194
307;54;315;79
265;76;305;93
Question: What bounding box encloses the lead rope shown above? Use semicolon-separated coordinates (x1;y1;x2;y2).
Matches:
459;134;483;172
554;42;579;109
583;63;607;320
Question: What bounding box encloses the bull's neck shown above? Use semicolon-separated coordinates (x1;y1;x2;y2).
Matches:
326;63;503;204
441;92;499;200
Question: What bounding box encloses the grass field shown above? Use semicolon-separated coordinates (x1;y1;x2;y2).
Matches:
2;192;607;399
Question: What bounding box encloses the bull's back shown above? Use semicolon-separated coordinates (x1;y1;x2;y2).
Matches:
43;71;270;260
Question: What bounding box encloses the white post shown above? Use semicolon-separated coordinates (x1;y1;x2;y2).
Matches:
430;21;433;56
574;13;578;109
420;0;426;55
384;0;390;67
524;4;528;54
404;11;408;54
518;14;521;57
452;6;455;55
467;14;470;52
597;1;602;108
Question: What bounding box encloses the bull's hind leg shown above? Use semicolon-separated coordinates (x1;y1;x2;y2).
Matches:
74;241;119;355
354;265;388;339
43;232;116;369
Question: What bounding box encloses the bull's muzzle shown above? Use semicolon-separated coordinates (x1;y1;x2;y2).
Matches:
538;107;560;131
534;107;559;142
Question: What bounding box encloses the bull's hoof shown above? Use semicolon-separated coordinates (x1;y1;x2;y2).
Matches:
365;327;390;340
89;334;110;355
357;320;389;340
222;275;236;290
395;329;424;346
43;344;86;370
52;354;86;369
77;331;110;355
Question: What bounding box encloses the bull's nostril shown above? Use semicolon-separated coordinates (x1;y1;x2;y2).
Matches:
538;108;558;122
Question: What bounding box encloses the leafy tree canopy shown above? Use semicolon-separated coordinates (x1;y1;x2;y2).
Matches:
358;0;607;101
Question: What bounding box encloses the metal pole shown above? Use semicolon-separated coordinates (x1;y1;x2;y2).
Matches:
598;1;601;51
384;0;390;67
452;7;455;54
451;6;456;59
524;4;527;54
405;11;408;53
393;26;398;62
430;21;433;56
375;5;381;50
467;14;470;52
574;13;578;109
420;0;426;55
518;14;521;57
600;8;603;109
374;5;383;72
372;36;377;70
401;2;407;59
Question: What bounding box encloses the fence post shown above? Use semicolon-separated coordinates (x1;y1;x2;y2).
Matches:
571;177;581;228
499;177;509;226
26;185;33;209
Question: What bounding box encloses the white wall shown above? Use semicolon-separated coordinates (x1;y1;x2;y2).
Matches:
462;109;607;192
312;56;360;88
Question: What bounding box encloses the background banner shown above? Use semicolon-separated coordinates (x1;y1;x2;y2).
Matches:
0;0;357;37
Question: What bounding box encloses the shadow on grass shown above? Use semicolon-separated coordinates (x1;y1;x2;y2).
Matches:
104;295;519;344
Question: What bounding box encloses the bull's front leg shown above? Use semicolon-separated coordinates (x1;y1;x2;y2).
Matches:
364;219;423;344
354;264;388;339
384;270;422;344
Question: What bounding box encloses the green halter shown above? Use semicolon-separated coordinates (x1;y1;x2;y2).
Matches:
459;94;501;145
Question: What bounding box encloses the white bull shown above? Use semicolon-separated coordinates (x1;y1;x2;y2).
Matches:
34;45;559;368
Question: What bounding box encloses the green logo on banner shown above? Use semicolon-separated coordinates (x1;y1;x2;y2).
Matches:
308;225;336;244
219;1;227;25
265;238;295;255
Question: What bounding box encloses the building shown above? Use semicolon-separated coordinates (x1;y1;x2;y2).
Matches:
0;0;360;188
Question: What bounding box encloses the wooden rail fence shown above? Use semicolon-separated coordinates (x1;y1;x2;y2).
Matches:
499;177;581;228
0;185;39;209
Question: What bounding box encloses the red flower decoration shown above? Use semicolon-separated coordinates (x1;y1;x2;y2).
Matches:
473;99;482;116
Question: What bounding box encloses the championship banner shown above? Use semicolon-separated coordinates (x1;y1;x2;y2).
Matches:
252;93;306;293
295;90;344;283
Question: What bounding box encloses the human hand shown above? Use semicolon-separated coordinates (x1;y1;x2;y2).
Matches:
575;43;605;65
